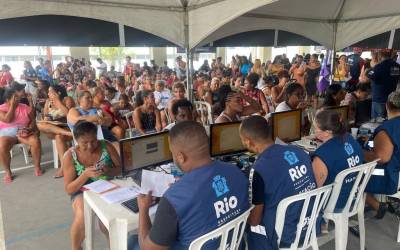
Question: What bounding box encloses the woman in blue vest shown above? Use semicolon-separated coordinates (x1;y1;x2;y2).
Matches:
365;91;400;218
312;109;364;211
67;91;117;143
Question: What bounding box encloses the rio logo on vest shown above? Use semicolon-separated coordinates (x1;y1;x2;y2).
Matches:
344;142;360;167
285;151;307;182
212;175;240;223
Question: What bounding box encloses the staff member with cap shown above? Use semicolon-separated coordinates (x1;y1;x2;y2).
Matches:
0;85;42;184
239;116;316;249
137;121;250;249
364;91;400;218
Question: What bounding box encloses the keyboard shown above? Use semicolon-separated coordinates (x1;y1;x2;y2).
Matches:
121;197;160;214
121;197;139;213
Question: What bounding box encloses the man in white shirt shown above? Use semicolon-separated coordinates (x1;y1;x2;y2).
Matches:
96;58;107;77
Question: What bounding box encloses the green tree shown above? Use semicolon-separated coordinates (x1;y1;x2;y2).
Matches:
99;47;126;66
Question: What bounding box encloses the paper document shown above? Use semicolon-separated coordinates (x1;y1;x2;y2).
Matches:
101;186;140;204
140;170;175;197
83;180;118;194
275;137;288;145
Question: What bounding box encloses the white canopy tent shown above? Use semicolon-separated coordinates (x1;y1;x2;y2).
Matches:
1;0;400;49
198;0;400;50
1;0;400;96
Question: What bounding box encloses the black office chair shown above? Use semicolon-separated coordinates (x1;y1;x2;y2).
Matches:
355;99;372;127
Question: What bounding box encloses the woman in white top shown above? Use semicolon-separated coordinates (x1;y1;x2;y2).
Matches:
275;82;307;112
215;85;262;123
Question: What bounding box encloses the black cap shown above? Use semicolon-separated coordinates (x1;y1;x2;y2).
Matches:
10;82;25;91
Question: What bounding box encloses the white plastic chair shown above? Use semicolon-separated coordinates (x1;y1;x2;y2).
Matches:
52;139;59;169
123;111;138;138
71;125;105;145
0;201;5;250
10;143;29;164
194;101;213;126
275;184;333;250
386;175;400;242
165;108;172;125
188;206;253;250
323;160;378;250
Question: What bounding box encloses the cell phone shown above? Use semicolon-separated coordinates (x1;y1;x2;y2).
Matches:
95;157;107;171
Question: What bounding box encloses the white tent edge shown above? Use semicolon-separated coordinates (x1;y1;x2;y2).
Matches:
1;0;400;51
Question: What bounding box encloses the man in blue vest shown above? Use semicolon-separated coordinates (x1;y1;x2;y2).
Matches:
239;116;317;249
367;51;400;118
138;121;250;249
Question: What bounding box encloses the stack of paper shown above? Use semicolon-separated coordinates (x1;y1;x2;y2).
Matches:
101;186;140;204
83;180;118;194
140;170;175;197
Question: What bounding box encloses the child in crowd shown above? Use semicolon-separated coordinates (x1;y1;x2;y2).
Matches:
154;80;172;128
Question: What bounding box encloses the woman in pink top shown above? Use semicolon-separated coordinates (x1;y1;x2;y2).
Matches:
0;87;42;184
0;64;13;88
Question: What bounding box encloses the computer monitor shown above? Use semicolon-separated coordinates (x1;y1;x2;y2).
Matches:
271;109;302;142
120;131;172;175
326;105;349;125
210;121;246;157
355;99;372;126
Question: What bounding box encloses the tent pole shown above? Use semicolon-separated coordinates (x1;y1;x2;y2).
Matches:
186;49;194;102
182;0;193;102
330;23;337;85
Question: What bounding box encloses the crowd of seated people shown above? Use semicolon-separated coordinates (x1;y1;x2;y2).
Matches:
0;51;400;250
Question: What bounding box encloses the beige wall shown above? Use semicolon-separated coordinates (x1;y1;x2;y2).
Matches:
216;47;227;64
69;47;90;60
151;47;167;66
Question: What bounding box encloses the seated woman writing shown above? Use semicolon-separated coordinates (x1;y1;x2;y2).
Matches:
67;91;118;145
364;91;400;218
37;85;75;178
63;121;120;250
0;87;42;183
214;85;262;123
133;90;162;135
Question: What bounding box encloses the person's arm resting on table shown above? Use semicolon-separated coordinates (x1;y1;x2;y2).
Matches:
248;171;265;226
138;194;178;250
364;130;393;164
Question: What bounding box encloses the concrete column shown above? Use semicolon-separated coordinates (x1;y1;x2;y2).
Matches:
256;47;272;62
298;46;311;56
150;47;167;66
216;47;226;64
69;47;90;60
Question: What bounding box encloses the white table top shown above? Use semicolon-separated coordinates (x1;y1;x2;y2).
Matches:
84;178;140;232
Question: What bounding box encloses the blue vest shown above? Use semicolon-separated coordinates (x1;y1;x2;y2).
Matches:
247;144;316;250
313;133;364;211
366;116;400;194
164;161;250;250
67;107;97;131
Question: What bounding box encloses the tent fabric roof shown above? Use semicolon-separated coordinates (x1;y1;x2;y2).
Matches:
0;15;177;47
0;0;400;49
